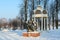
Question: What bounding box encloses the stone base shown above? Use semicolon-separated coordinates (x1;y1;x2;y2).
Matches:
23;32;40;37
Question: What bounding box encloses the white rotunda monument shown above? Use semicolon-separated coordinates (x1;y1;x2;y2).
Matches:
32;5;48;30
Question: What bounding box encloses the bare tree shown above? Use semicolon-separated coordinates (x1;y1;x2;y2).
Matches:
12;19;18;30
55;0;59;29
28;0;35;20
50;2;55;29
24;0;28;21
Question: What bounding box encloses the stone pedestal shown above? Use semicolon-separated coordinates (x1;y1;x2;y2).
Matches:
23;32;40;37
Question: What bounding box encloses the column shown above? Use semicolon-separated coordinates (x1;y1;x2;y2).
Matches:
45;18;47;30
40;18;41;30
41;17;43;30
41;18;42;30
37;19;38;29
47;18;48;30
44;18;45;30
43;17;44;30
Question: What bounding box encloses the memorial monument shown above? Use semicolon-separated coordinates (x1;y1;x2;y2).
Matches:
33;5;48;30
23;5;48;37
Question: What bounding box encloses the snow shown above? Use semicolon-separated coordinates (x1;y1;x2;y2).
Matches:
0;27;60;40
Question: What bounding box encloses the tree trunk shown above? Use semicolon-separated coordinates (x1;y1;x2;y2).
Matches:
55;0;58;29
25;0;28;21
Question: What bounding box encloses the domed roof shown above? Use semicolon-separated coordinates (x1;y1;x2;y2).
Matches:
37;5;42;8
34;5;43;13
42;10;47;14
35;10;41;14
37;5;43;11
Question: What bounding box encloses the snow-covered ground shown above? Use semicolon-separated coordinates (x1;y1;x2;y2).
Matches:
0;27;60;40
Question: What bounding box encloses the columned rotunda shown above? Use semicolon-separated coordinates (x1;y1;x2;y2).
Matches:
32;5;48;30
